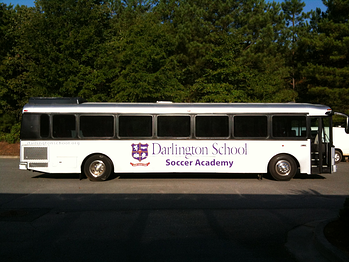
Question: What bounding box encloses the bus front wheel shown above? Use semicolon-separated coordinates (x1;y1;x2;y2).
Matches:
335;150;342;164
83;154;113;181
269;155;297;181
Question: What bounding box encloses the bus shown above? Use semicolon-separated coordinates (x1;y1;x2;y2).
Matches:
333;126;349;163
19;97;341;181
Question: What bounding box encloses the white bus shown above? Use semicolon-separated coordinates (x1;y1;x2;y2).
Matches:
19;97;341;181
333;126;349;163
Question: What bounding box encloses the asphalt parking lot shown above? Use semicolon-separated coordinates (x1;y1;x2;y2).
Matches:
1;158;348;261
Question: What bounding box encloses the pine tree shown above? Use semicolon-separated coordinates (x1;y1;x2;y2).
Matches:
281;0;310;97
299;0;349;115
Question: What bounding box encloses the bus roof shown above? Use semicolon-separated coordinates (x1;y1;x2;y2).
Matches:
22;101;333;116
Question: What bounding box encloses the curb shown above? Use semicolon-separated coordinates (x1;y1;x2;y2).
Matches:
314;219;349;262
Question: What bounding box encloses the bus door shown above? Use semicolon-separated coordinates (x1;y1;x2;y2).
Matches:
310;117;333;174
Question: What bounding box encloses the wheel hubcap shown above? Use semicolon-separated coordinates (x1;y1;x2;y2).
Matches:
275;160;291;176
89;160;106;178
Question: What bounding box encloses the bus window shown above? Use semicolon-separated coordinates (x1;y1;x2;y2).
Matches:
234;116;267;137
311;117;330;143
80;116;114;138
21;114;49;139
53;115;76;138
119;116;152;137
322;117;331;143
157;116;190;137
273;116;306;138
40;114;50;138
195;116;229;138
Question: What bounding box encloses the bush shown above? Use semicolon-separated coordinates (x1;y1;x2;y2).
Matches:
0;122;21;143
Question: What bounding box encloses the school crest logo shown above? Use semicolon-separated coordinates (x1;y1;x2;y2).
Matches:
130;143;150;167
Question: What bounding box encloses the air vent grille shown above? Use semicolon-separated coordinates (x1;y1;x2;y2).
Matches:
24;147;48;160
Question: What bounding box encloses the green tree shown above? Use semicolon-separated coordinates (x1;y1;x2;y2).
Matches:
0;1;112;141
0;3;14;126
236;0;295;102
97;12;186;102
8;0;111;100
299;0;349;115
155;0;294;102
0;4;31;140
281;0;310;95
3;0;340;142
90;0;187;102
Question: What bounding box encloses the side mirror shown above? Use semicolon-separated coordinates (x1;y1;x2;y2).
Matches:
334;112;349;134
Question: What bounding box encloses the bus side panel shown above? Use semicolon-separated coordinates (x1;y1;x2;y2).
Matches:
20;141;82;173
99;140;310;174
20;140;311;175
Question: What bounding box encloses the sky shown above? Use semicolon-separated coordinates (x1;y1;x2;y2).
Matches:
1;0;327;13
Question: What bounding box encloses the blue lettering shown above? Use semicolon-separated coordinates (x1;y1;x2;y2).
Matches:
212;143;247;156
152;143;161;155
194;159;234;168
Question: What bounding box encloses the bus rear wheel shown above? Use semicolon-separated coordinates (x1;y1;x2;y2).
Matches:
269;155;297;181
83;154;113;181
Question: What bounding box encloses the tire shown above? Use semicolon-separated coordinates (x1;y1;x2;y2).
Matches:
335;150;342;164
83;154;113;181
268;154;297;181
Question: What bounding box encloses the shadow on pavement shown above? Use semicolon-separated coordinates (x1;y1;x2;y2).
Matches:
0;192;345;262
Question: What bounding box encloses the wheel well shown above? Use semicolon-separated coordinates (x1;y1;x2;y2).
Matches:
81;153;114;174
268;153;300;171
335;148;343;155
